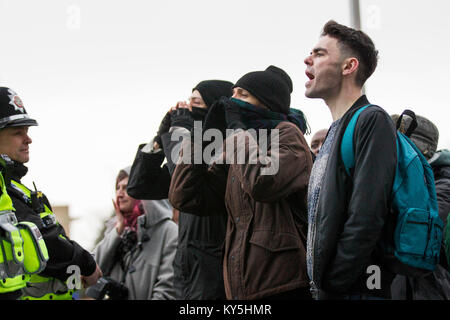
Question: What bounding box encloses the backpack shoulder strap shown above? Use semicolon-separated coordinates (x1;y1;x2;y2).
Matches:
341;104;372;176
396;109;418;137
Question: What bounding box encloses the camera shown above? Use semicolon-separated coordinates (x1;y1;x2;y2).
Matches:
85;276;128;300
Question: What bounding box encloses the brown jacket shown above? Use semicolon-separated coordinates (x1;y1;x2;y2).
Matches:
169;122;312;299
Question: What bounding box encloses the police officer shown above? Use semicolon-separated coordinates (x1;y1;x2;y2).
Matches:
0;87;102;299
0;154;47;300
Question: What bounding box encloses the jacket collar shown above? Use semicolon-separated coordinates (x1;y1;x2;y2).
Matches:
335;95;372;135
5;160;28;183
344;95;370;117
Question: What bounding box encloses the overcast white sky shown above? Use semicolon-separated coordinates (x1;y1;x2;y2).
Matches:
0;0;449;250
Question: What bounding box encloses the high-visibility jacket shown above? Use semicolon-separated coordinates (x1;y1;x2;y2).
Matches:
0;166;48;295
10;180;75;300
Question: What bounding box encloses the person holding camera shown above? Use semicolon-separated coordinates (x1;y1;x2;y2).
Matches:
90;167;177;300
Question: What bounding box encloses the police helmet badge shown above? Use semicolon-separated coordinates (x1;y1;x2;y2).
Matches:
7;89;25;113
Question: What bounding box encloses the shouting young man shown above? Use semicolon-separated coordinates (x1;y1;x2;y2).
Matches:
304;21;397;300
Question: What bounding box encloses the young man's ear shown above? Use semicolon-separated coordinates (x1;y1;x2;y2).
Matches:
342;57;359;77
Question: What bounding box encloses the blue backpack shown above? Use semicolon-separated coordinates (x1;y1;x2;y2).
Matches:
341;105;444;272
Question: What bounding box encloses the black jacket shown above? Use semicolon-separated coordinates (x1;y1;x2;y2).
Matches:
127;144;171;200
5;162;96;281
310;95;397;299
127;129;227;300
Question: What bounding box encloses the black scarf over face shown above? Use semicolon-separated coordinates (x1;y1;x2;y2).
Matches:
191;107;208;122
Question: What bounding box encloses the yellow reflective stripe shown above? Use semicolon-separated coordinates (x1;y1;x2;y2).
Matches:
29;273;51;283
9;228;24;263
10;180;30;197
1;240;13;261
10;181;58;232
0;175;14;213
21;290;74;300
2;180;49;276
0;274;28;293
40;205;56;222
0;244;4;264
18;222;48;273
43;204;52;215
0;172;27;286
0;192;14;211
21;222;48;261
21;276;75;300
10;180;57;222
0;214;25;264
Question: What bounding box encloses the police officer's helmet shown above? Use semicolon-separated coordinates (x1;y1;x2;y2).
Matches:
0;87;38;129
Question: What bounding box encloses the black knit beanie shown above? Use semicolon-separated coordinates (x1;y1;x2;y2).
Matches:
233;65;293;114
192;80;234;108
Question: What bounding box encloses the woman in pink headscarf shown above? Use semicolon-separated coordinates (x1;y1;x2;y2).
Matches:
90;167;178;300
114;167;143;234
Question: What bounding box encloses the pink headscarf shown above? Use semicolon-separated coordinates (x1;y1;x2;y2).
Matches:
116;166;144;232
122;200;143;232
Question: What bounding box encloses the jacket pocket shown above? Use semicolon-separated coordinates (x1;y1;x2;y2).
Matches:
128;256;157;300
396;208;430;255
395;208;444;270
244;230;307;295
249;230;302;252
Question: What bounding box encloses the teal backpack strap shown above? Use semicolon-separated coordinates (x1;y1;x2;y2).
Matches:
341;104;372;175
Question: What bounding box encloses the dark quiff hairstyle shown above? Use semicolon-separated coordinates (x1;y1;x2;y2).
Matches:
321;20;378;86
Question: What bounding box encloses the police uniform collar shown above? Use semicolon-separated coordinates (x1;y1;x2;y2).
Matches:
7;160;28;182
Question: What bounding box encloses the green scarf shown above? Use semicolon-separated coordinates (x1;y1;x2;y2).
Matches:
230;98;310;134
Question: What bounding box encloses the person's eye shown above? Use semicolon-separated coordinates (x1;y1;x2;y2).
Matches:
313;50;324;57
